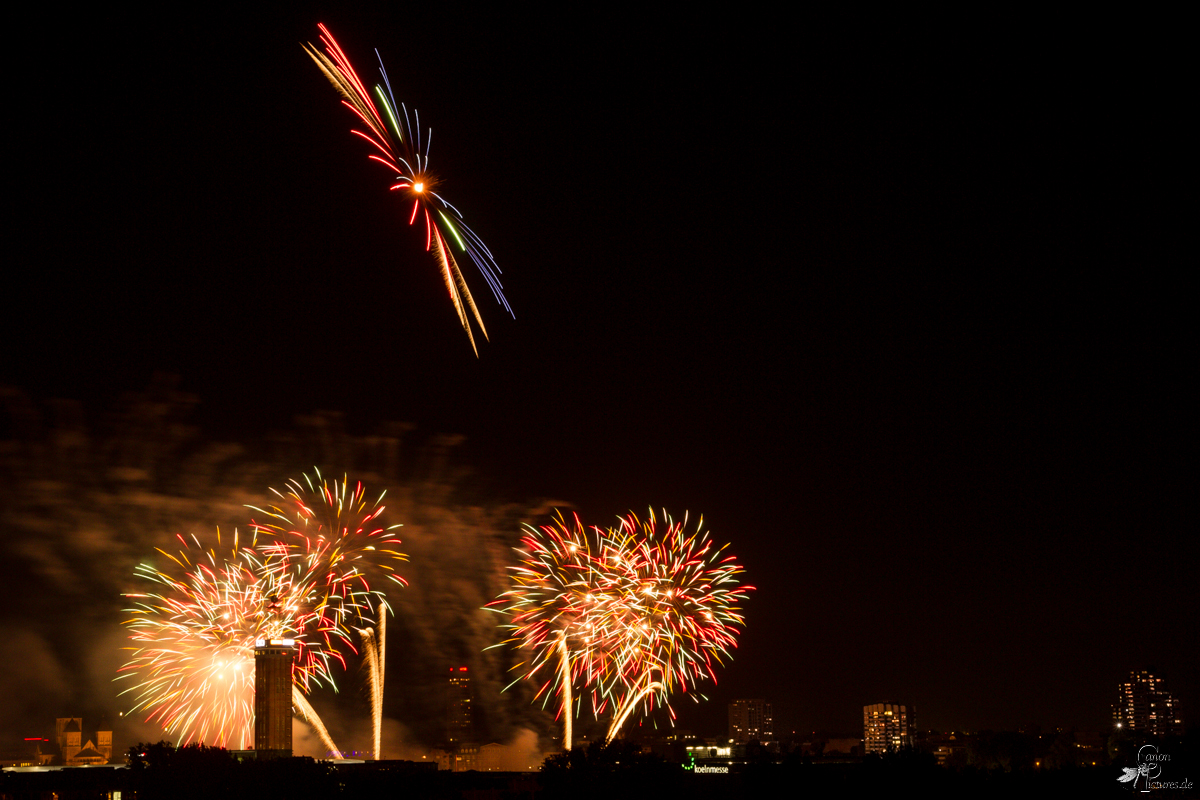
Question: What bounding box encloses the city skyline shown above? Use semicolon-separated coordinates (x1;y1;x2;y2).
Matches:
1;5;1190;752
7;667;1186;766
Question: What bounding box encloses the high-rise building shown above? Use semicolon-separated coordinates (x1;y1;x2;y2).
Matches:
863;703;912;754
728;699;773;743
447;666;473;745
254;639;295;758
1114;670;1183;737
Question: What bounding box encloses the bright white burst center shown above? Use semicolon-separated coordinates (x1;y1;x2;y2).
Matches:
414;182;424;193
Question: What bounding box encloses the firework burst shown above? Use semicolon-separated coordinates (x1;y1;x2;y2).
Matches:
490;509;751;747
488;513;595;749
118;472;407;754
116;529;331;748
304;24;511;355
602;509;753;739
246;470;408;634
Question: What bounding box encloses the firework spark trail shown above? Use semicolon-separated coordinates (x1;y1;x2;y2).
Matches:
293;686;342;758
117;544;345;748
303;24;511;355
376;610;385;756
557;635;573;749
247;469;407;647
606;673;664;741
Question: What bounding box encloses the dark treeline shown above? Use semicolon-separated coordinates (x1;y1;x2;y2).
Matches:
3;733;1197;800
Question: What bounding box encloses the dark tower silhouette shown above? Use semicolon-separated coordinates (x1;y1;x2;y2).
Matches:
254;639;294;758
729;699;773;743
447;666;473;745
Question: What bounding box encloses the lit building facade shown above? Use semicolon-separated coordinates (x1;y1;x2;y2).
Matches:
1115;670;1183;737
53;718;112;765
254;639;295;758
728;699;773;743
863;703;912;754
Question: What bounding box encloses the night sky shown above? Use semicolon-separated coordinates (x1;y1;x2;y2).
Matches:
4;7;1192;747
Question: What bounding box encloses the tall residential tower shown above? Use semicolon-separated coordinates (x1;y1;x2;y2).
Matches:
863;703;913;754
1114;670;1183;737
447;666;473;745
728;699;773;743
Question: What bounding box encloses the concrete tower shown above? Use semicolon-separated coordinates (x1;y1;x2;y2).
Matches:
254;639;295;758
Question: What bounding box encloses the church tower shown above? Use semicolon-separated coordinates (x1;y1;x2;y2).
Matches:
96;718;113;762
56;718;82;764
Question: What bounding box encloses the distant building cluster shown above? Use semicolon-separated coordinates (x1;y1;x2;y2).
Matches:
863;703;912;754
728;699;773;744
436;667;541;772
7;665;1190;776
0;718;113;768
1114;669;1183;737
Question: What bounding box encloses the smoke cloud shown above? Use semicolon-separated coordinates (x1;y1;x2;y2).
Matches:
0;380;560;756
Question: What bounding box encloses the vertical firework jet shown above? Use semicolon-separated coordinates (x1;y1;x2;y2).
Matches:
303;24;512;355
490;510;752;747
360;610;385;759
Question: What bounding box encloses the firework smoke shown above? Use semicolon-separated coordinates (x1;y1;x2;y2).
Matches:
0;381;551;754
